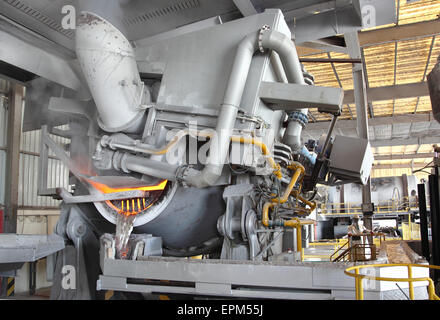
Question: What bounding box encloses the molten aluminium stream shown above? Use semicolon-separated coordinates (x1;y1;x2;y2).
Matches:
87;178;168;259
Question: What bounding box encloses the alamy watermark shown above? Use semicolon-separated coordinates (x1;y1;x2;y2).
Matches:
61;5;76;30
60;3;378;30
61;265;76;290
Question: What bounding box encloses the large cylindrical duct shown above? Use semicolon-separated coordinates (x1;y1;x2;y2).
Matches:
75;12;149;133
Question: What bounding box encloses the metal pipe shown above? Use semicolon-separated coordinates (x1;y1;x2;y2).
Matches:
185;28;306;187
75;12;148;133
101;130;211;156
185;32;258;188
103;132;281;178
262;163;316;227
259;29;308;152
117;153;180;182
104;134;282;180
270;52;288;83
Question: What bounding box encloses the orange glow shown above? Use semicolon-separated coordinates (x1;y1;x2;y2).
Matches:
105;198;156;217
87;179;168;194
86;178;168;217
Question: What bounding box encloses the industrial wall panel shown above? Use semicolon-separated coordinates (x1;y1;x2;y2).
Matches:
18;125;71;209
0;88;7;207
0;150;5;206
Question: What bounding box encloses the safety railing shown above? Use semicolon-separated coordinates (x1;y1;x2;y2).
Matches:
345;264;440;300
304;235;389;262
330;240;350;261
319;196;422;216
302;239;348;261
330;233;384;262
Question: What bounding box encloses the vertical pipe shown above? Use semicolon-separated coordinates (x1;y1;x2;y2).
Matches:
418;183;431;262
186;28;307;187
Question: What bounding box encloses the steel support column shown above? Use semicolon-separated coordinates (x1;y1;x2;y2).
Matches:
345;31;374;235
417;183;430;262
3;84;23;234
428;168;440;284
1;83;23;298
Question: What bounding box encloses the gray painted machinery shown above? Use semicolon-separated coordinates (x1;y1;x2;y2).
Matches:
34;9;375;299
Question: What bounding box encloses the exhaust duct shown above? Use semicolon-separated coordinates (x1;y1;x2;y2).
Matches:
75;12;149;133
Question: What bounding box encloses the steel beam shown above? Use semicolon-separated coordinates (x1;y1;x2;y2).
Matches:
134;16;223;48
371;136;440;147
299;40;348;55
297;20;440;56
359;19;440;47
372;163;431;170
343;82;429;105
259;81;343;114
304;113;436;131
282;0;346;21
0;29;81;91
290;6;363;44
345;30;373;233
374;153;435;161
3;84;23;234
232;0;258;16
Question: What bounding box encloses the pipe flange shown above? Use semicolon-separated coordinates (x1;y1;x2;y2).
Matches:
288;111;309;128
258;25;271;53
176;165;193;187
112;151;130;173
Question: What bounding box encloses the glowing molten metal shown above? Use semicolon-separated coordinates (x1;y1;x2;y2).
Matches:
87;179;168;217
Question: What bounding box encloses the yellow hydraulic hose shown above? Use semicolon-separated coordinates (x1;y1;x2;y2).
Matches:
262;162;316;228
262;164;303;227
271;163;304;204
297;195;317;212
230;136;282;178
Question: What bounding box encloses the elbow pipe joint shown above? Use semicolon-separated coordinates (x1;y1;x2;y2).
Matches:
76;12;148;133
260;28;308;153
185;28;307;187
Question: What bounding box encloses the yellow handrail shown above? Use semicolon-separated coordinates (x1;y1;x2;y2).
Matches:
330;240;350;261
344;263;440;300
319;196;423;216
